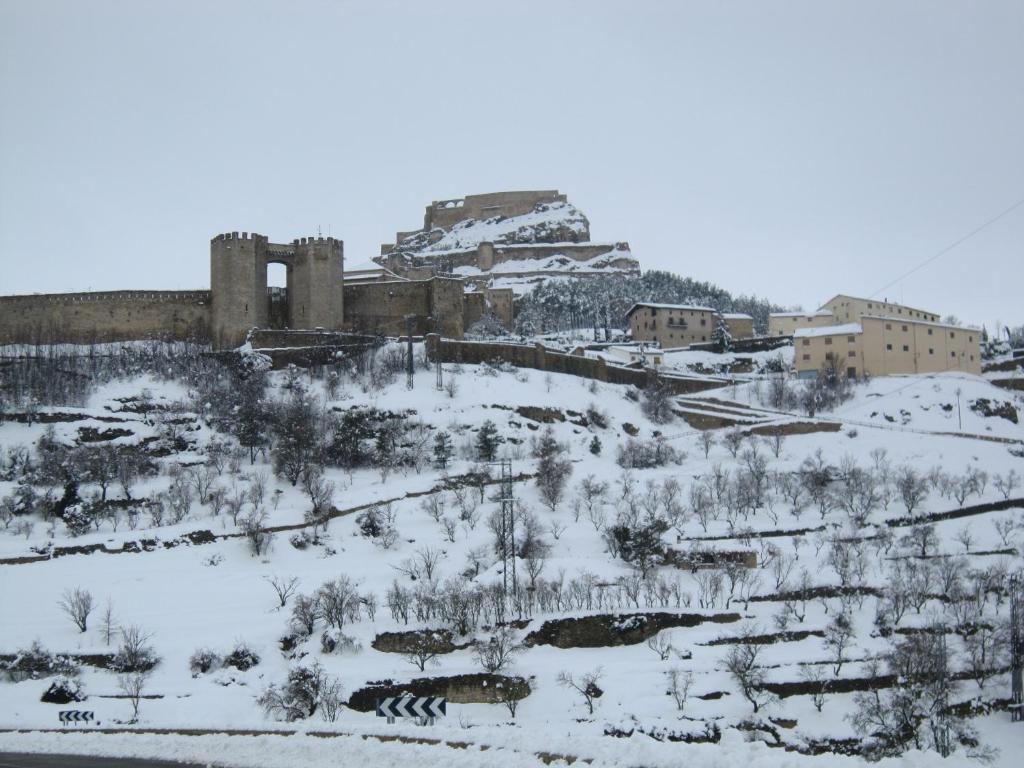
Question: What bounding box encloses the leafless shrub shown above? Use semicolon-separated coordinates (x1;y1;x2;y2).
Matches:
58;588;94;633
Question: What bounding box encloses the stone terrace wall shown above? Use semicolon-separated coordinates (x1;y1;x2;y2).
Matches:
424;335;728;394
0;291;211;345
343;277;463;338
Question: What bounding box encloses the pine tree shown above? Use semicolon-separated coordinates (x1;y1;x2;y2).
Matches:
475;420;500;462
712;314;734;353
589;435;602;456
433;431;454;469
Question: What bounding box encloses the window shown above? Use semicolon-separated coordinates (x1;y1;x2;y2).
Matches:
968;336;973;342
898;308;902;314
885;323;892;330
951;351;957;357
927;328;933;336
825;338;833;345
701;335;706;341
868;303;873;309
970;355;975;361
848;350;856;358
928;348;934;355
700;319;706;326
901;325;908;332
886;343;893;351
902;345;909;352
802;339;810;346
650;308;657;315
950;331;955;338
847;336;855;342
802;354;811;361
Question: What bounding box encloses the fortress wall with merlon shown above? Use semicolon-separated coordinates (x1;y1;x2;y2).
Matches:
425;190;566;231
0;291;211;345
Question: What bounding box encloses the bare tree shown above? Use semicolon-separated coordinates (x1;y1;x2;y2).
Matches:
697;431;715;459
266;575;300;608
825;611;856;675
99;598;118;646
473;626;522;673
994;470;1020;501
58;588;94;633
118;672;148;722
895;466;929;517
557;667;604;715
414;546;443;584
646;633;674;661
404;633;447;672
799;665;829;712
665;667;693;712
723;626;774;713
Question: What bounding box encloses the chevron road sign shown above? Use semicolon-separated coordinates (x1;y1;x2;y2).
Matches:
376;696;446;724
58;710;95;725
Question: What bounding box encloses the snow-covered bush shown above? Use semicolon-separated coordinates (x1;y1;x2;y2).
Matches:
223;642;260;671
2;641;79;682
257;662;335;721
40;675;85;704
320;628;361;654
111;626;159;673
615;438;683;469
188;648;221;676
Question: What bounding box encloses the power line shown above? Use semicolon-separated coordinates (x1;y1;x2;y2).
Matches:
867;195;1024;300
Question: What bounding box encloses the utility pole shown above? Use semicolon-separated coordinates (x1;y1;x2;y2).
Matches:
936;626;951;756
497;459;518;622
1012;575;1023;722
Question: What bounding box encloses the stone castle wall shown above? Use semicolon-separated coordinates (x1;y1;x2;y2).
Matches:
343;277;464;338
424;190;566;232
0;291;211;345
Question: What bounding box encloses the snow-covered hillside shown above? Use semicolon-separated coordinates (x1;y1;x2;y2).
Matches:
396;201;592;254
1;346;1023;767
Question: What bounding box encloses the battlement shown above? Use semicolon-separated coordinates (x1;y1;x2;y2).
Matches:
291;236;342;246
211;232;266;243
0;290;211;305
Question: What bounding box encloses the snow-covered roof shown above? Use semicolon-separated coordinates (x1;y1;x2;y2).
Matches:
769;310;834;318
625;302;715;317
793;323;863;338
722;313;753;320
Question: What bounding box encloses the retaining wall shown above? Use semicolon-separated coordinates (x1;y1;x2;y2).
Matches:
424;334;728;394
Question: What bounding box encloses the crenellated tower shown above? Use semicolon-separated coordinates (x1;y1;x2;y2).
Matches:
210;231;344;348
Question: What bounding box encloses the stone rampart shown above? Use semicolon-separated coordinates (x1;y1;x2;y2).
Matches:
424;335;728;394
0;290;212;345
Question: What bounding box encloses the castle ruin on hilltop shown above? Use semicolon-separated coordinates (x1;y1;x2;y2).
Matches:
1;190;639;350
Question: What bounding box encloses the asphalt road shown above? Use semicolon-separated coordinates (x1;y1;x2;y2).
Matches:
0;755;210;768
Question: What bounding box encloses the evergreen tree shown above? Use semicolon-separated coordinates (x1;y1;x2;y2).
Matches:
475;420;501;462
271;387;322;486
433;431;454;469
234;380;269;464
589;435;602;456
712;314;734;353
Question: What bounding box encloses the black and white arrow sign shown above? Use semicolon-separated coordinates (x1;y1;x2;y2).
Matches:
59;710;95;725
375;696;446;719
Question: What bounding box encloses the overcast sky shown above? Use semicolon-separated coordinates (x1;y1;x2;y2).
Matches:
1;1;1021;330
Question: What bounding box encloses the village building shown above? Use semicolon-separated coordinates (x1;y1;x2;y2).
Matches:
768;310;837;336
626;303;718;347
794;315;981;379
721;313;754;340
